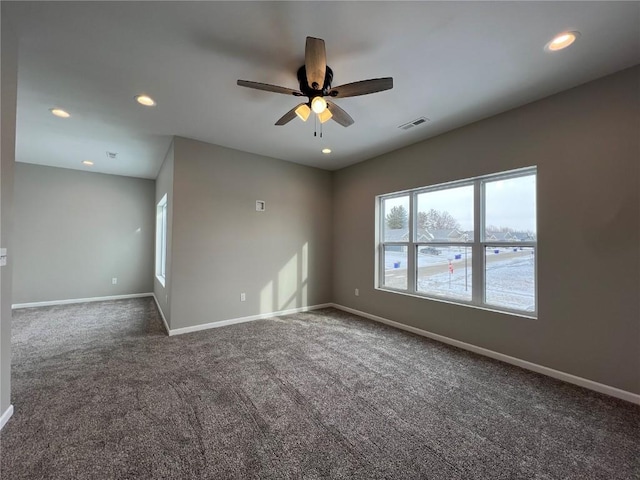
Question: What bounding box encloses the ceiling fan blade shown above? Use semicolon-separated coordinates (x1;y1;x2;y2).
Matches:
329;77;393;98
275;103;306;126
327;101;354;127
237;80;302;96
305;37;326;90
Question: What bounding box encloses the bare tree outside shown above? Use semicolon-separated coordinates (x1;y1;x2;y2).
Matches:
417;209;461;231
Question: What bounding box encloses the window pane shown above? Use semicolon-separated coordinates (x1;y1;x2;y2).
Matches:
485;174;536;240
485;246;535;312
160;204;167;277
382;196;410;242
156;195;168;281
416;185;473;242
383;246;407;290
417;246;472;301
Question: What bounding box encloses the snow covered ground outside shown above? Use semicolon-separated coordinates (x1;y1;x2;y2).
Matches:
484;254;535;311
383;247;535;312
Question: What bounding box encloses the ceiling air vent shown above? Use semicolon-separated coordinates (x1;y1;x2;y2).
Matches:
398;117;430;131
106;151;118;159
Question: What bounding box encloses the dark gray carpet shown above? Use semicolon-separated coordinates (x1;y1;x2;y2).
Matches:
1;298;638;479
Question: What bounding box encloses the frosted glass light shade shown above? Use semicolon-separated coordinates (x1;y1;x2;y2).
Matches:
311;96;327;114
318;108;332;124
295;104;311;121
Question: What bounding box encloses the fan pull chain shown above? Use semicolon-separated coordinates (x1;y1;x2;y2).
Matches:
314;114;317;137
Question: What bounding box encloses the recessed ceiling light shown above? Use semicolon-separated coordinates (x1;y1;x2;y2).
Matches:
322;148;332;154
82;160;94;166
135;94;156;106
546;31;580;51
50;108;70;118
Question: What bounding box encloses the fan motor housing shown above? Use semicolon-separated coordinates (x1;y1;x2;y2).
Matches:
297;65;333;98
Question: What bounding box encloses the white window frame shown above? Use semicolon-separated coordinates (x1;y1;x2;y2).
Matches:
155;194;168;286
376;167;537;318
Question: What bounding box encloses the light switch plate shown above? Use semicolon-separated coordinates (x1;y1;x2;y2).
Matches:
256;200;266;211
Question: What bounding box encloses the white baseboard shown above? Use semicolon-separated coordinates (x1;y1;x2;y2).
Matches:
0;404;13;431
151;294;170;335
331;304;640;405
12;293;154;309
168;303;333;336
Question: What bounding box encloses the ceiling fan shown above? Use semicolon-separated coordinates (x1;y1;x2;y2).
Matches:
237;37;393;128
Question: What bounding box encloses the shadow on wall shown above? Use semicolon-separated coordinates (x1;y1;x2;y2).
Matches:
260;242;308;313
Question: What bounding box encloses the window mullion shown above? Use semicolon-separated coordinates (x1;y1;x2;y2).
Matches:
377;202;383;288
407;192;416;292
472;180;483;305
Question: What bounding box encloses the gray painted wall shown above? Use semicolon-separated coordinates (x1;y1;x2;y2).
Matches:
13;164;155;304
1;10;18;416
169;137;332;329
332;66;640;394
153;141;174;327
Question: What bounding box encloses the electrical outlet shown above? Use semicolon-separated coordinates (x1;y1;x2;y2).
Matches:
112;277;118;285
355;288;359;296
240;292;246;302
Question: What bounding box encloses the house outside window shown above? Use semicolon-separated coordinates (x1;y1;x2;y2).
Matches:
377;167;537;317
155;194;168;286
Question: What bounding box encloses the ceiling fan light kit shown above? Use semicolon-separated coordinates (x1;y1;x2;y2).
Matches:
237;36;393;130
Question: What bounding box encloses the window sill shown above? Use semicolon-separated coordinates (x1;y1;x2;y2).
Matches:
375;286;537;320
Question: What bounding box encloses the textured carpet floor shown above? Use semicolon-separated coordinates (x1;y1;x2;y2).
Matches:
1;298;638;479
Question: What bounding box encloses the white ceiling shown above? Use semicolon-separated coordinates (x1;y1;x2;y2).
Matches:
4;1;639;178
